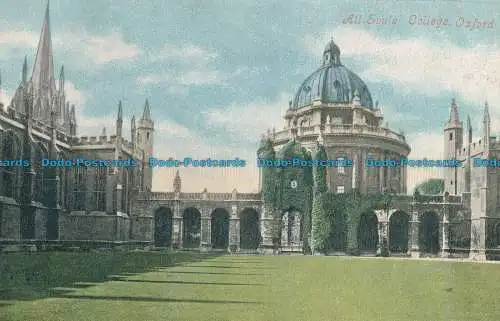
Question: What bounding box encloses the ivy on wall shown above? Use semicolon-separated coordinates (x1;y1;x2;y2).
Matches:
310;141;329;253
259;137;388;254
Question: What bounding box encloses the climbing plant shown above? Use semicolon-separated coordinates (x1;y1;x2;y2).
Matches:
325;191;385;254
310;142;329;253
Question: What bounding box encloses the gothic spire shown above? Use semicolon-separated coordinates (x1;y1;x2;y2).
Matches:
118;100;123;121
448;98;461;126
483;101;490;123
173;170;181;193
141;99;151;120
22;56;28;84
31;1;56;96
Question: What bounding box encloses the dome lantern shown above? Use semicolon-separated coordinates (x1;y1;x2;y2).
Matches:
323;38;341;66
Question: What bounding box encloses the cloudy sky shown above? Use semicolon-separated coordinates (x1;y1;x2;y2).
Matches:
0;0;499;193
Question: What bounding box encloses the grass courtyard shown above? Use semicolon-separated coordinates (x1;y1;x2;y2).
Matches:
1;252;500;321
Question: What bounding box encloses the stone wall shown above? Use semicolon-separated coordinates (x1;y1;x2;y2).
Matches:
130;215;153;241
59;212;129;241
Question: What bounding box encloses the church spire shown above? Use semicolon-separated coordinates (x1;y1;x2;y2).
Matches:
31;1;56;96
141;99;152;120
173;170;181;193
448;98;461;126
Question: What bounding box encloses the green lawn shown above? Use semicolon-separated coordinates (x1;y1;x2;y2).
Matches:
1;252;500;321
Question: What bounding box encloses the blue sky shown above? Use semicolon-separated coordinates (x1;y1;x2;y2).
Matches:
0;0;499;193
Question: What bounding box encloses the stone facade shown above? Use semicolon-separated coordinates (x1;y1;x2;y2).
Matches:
1;5;498;261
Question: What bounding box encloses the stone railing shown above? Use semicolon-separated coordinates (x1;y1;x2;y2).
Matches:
413;194;462;204
272;123;406;143
143;191;261;201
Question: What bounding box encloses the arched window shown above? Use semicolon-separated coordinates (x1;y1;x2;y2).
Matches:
33;142;48;204
121;169;129;213
95;167;107;211
1;131;20;198
73;165;87;210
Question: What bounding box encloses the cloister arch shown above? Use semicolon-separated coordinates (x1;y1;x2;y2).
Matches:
154;207;173;247
211;208;230;249
419;212;440;254
389;210;409;253
182;207;201;248
357;211;378;251
240;207;260;250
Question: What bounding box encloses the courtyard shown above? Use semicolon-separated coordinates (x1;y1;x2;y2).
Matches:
1;251;499;321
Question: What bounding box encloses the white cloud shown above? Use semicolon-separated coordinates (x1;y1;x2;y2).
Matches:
63;81;85;106
0;27;140;65
0;30;38;47
305;26;500;114
405;132;444;193
156;44;218;61
79;31;140;64
203;93;290;139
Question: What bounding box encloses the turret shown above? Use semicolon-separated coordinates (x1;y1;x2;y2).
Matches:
138;99;154;191
59;65;64;92
22;56;28;84
173;170;181;193
116;100;123;138
483;101;491;146
69;104;76;136
131;116;136;149
444;98;463;195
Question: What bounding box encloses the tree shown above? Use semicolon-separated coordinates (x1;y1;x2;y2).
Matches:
415;178;444;195
310;141;330;253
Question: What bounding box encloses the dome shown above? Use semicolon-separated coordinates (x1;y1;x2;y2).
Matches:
292;39;374;109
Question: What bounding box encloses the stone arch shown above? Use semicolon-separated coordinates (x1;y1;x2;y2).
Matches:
211;208;230;249
1;130;22;198
182;207;201;248
419;211;440;254
328;209;347;251
389;210;409;253
240;207;260;250
154;207;173;247
281;207;302;246
493;222;500;247
357;211;378;251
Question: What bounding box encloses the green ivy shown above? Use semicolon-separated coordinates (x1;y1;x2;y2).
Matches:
310;142;329;253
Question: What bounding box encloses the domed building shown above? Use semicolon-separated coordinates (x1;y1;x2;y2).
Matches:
267;39;411;196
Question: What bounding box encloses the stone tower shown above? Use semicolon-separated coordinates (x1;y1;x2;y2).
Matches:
469;102;493;260
443;98;463;195
138;99;154;191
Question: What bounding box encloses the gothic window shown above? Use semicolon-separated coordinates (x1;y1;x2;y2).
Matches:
121;169;129;213
146;132;150;140
449;133;453;141
95;167;107;211
33;143;47;204
2;132;18;198
73;166;87;211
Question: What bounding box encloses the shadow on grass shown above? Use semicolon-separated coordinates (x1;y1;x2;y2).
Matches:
108;278;264;286
54;294;261;304
178;265;276;270
0;251;218;302
161;271;262;276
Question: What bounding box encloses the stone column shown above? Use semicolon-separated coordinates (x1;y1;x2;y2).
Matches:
172;201;182;248
361;150;367;194
281;213;288;245
440;208;450;257
200;207;211;251
259;206;276;253
228;204;240;252
376;210;388;255
409;209;420;258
